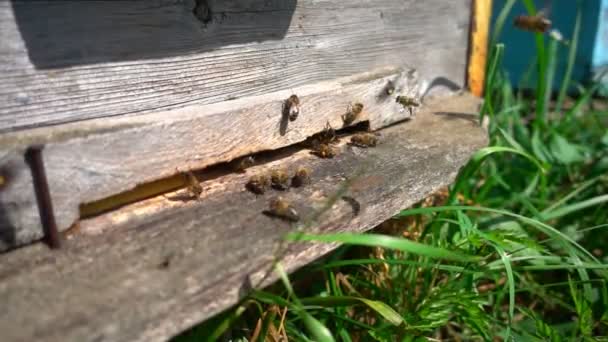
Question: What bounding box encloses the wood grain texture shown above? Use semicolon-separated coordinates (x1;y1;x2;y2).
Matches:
0;149;41;251
0;93;487;342
0;0;471;132
467;0;492;97
1;67;419;249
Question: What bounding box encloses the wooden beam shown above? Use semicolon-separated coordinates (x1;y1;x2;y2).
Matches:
0;149;42;251
0;0;471;132
1;67;419;251
0;93;486;342
467;0;493;97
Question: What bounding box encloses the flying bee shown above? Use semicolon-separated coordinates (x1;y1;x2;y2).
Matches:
396;95;420;115
264;197;300;222
349;132;378;148
270;168;290;190
246;174;271;195
291;166;311;188
231;156;255;173
311;142;336;158
514;12;551;33
182;170;203;199
342;102;364;126
284;94;301;121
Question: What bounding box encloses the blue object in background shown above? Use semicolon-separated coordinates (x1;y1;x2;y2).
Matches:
593;0;608;95
492;0;607;95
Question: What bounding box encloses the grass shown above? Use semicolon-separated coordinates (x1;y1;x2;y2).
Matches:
175;1;608;340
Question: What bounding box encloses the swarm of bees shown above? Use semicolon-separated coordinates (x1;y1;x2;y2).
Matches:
514;12;551;33
342;102;364;126
349;132;378;148
284;94;301;122
175;90;392;222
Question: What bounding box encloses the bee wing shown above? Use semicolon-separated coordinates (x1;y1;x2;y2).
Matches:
537;0;552;19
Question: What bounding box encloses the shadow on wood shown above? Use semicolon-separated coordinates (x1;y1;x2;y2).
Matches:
10;0;296;69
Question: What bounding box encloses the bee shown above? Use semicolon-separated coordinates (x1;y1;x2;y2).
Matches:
311;142;336;158
396;95;420;115
349;133;378;148
342;102;364;126
514;12;551;33
0;174;5;188
182;170;203;199
385;80;396;95
264;197;300;222
341;196;361;216
312;121;339;145
284;94;301;122
246;174;271;194
270;168;290;190
231;156;255;173
291;166;311;188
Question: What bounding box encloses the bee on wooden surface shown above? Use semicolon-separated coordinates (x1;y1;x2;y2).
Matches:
246;174;271;195
230;156;255;173
316;121;339;145
342;102;364;126
341;196;361;216
385;80;396;95
284;94;301;122
270;168;290;190
183;170;203;199
349;132;378;148
396;95;420;115
291;166;311;188
311;142;336;158
264;197;300;222
514;12;551;33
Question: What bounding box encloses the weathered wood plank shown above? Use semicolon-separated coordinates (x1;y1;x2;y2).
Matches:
0;66;419;250
0;93;486;342
0;149;41;251
0;0;470;132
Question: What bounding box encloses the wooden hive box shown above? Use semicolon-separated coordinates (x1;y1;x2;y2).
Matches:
0;1;491;341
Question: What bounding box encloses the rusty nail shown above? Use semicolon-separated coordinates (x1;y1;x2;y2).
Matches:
25;146;61;249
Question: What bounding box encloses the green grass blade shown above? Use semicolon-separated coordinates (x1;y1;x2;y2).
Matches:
540;35;559;126
565;70;608;121
491;0;517;46
480;44;505;123
541;194;608;221
398;206;598;263
540;177;599;216
492;243;515;340
300;296;404;326
285;232;480;262
556;0;582;114
275;263;336;342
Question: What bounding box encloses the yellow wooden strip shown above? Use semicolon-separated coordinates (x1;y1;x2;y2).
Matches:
79;175;185;218
468;0;493;97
